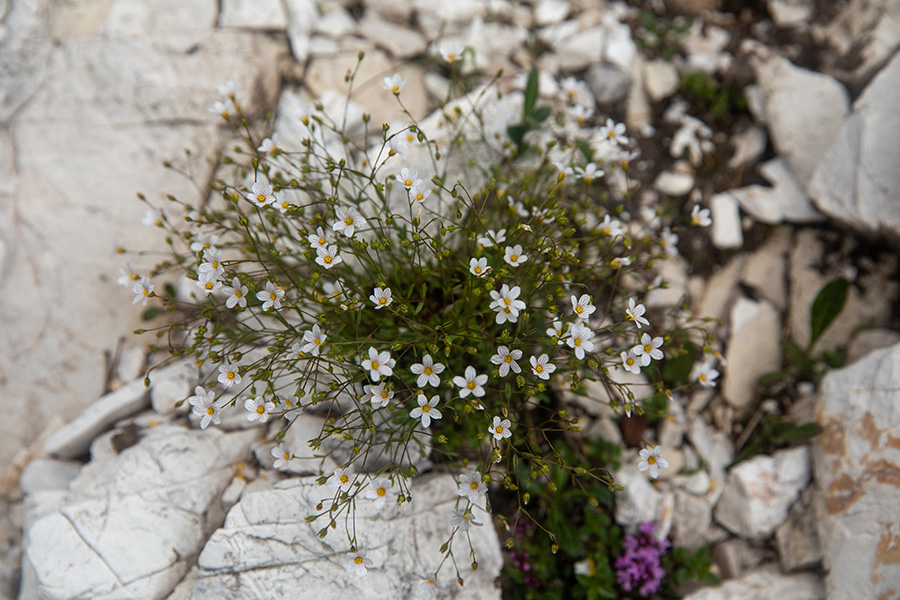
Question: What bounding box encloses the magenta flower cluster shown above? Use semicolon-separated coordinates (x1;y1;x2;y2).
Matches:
614;521;670;597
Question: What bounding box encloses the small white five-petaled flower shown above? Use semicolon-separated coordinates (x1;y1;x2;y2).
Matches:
244;396;276;423
271;444;292;469
365;478;395;509
315;245;343;269
217;363;241;387
330;467;354;493
410;354;445;388
364;383;393;408
530;354;556;380
439;42;465;63
691;204;712;227
503;244;528;267
692;359;720;388
453;366;488;398
490;346;522;377
410;394;442;428
469;257;491;277
246;182;275;208
369;287;393;309
637;446;670;479
332;206;366;238
625;298;650;329
361;347;395;381
132;275;154;306
187;386;220;429
222;277;248;308
457;471;487;505
345;549;373;577
301;323;327;356
633;333;664;366
571;294;596;320
489;416;513;441
257;281;284;311
567;322;595;360
620;350;642;375
382;72;405;95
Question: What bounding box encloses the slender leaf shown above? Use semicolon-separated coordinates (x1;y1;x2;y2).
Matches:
809;278;849;348
524;67;539;116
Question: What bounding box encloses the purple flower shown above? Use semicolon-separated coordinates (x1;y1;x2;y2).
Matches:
614;521;670;597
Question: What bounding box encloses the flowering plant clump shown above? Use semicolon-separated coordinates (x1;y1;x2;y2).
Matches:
614;522;670;597
125;54;720;587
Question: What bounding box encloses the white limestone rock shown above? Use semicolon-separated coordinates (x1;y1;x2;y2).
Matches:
23;425;255;600
613;461;666;527
712;538;768;579
0;0;52;123
654;169;695;197
412;0;486;39
728;125;767;169
284;0;318;61
740;226;791;311
766;0;813;27
534;0;570;26
808;51;900;240
710;192;743;249
723;296;781;411
191;474;503;599
671;489;716;549
821;0;900;87
727;159;824;225
19;459;82;495
102;0;217;40
43;378;150;459
813;342;900;599
357;15;427;59
553;25;605;72
687;414;734;494
775;487;822;572
220;0;287;31
585;64;632;105
714;446;811;539
643;59;680;103
753;55;850;187
684;564;823;600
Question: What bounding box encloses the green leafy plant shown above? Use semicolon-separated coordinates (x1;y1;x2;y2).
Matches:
507;68;552;156
679;72;747;122
634;10;693;61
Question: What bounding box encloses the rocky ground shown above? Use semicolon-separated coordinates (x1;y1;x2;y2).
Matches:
1;0;898;598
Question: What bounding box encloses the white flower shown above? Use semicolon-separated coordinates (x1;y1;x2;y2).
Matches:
330;467;354;493
625;298;650;329
410;180;432;202
300;323;327;356
132;275;154;306
453;366;488;398
369;287;393;309
187;386;221;429
547;319;568;345
469;257;492;277
209;99;236;120
554;160;575;179
439;42;465;63
599;214;623;237
692;359;720;388
507;197;529;217
567;322;595;360
315;245;342;270
560;76;581;100
143;208;163;227
361;347;395;381
609;255;632;269
386;135;408;158
382;72;406;95
599;118;629;145
661;227;679;255
620;350;642;375
574;162;604;184
217;80;237;99
364;382;394;408
503;244;528;267
477;228;506;248
246;182;275;208
117;264;140;287
490;346;522;377
275;195;299;214
691;204;712;227
296;102;313;126
365;478;395;509
410;394;442;428
633;333;664;366
244;396;275;423
489;284;526;325
222;277;248;309
308;226;334;249
571;294;596;320
410;354;445;388
397;167;421;190
345;549;373;577
196;271;222;296
569;104;594;126
457;471;487;505
450;510;483;533
257;135;278;155
530;354;556;380
489;416;513;441
637;446;670;479
271;444;292;469
199;248;225;277
332;206;366;238
217;363;241;387
417;573;441;597
257;281;284;311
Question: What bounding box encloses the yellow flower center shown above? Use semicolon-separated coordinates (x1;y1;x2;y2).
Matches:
503;298;511;306
495;426;504;434
235;290;242;297
504;355;513;364
575;306;583;314
284;452;290;460
371;361;379;370
648;456;656;465
207;407;215;416
535;365;543;373
510;255;518;262
424;366;433;375
319;237;326;245
227;372;235;380
470;482;479;490
404;179;413;186
644;344;652;353
324;255;333;264
574;339;581;347
474;267;482;274
699;374;707;382
392;85;400;93
379;297;387;305
380;390;389;399
205;282;214;290
584;177;592;184
340;475;349;484
422;404;431;413
344;216;354;226
448;53;456;61
256;405;265;414
377;487;386;497
257;194;266;204
270;293;277;301
467;382;476;390
626;358;634;366
354;556;364;565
